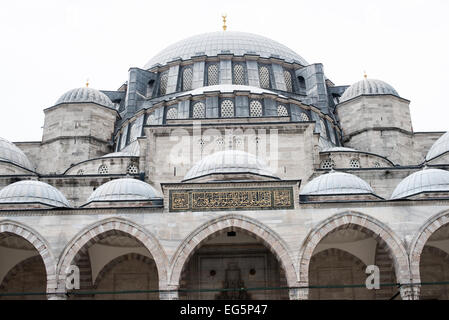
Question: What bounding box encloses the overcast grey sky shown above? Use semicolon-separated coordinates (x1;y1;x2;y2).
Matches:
0;0;448;141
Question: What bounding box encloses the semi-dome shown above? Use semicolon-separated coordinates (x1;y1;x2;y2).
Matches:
0;137;33;170
300;171;375;195
183;150;277;181
0;180;71;208
86;178;162;203
55;87;114;109
391;168;449;199
340;78;399;103
426;132;449;161
144;31;308;69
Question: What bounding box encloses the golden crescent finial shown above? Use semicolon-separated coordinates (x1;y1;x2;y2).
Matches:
86;78;89;87
222;14;227;31
363;71;367;79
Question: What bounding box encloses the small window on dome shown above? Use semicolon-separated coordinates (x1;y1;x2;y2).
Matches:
159;72;168;95
299;113;310;122
277;105;288;117
221;100;234;118
259;66;270;89
98;165;109;174
374;162;381;168
127;164;139;174
166;107;178;120
208;64;219;86
77;169;85;175
349;159;360;168
297;76;306;90
192;102;206;119
233;64;245;85
147;80;155;98
146;114;156;125
321;159;335;170
283;70;293;92
249;100;263;117
182;67;193;91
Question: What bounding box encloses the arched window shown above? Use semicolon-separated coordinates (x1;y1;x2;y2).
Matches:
259;66;270;88
129;122;140;143
221;100;234;118
147;80;155;98
233;64;245;85
320;119;328;137
299;113;310;122
297;76;306;90
283;70;293;92
127;164;139;174
250;100;263;117
146;114;156;125
192;102;206;119
349;159;360;168
208;64;219;86
277;105;288;117
159;72;168;95
98;165;109;174
321;159;335;170
182;67;193;91
77;169;85;175
166;107;178;120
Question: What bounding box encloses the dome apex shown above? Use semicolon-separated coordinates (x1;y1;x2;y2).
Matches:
340;78;399;103
55;87;114;109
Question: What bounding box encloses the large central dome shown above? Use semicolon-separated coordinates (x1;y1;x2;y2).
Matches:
144;31;309;69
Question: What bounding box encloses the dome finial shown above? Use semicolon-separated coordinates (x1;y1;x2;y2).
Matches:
222;14;227;31
363;71;367;79
86;78;89;88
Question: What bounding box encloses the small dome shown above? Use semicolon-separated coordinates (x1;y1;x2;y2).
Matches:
0;180;71;207
86;178;161;203
340;78;399;103
0;137;33;170
55;87;114;109
426;132;449;161
391;168;449;199
184;150;277;181
300;171;375;195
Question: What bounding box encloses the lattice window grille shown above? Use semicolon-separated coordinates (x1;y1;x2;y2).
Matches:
146;114;156;125
259;66;270;88
192;102;206;119
98;165;109;174
166;107;178;120
277;105;288;117
159;72;168;95
221;100;234;118
250;100;263;117
216;137;224;146
77;169;85;175
321;159;335;170
299;113;310;122
233;64;245;85
284;70;293;92
208;64;219;86
374;162;381;168
127;164;139;174
349;159;361;168
182;67;193;91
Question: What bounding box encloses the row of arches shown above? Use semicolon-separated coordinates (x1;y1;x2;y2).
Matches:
1;211;449;300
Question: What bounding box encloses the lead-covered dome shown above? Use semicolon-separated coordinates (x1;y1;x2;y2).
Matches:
0;180;71;208
391;168;449;199
340;78;399;103
86;178;162;203
300;171;375;195
183;150;277;182
144;31;308;69
0;137;33;170
426;132;449;162
55;87;114;109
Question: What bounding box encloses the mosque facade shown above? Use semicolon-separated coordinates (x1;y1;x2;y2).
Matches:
1;30;449;300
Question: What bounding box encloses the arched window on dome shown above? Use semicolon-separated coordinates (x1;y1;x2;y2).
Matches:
299;112;310;122
249;100;263;117
233;64;245;85
159;72;168;96
297;76;306;90
98;165;109;174
182;67;193;91
220;99;234;118
349;159;361;169
321;159;335;170
207;64;219;86
320;119;328;138
147;80;155;98
283;70;293;92
192;101;206;119
166;107;178;120
259;65;271;89
277;105;289;117
126;164;139;174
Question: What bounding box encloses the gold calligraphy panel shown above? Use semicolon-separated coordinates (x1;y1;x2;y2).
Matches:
169;188;293;212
